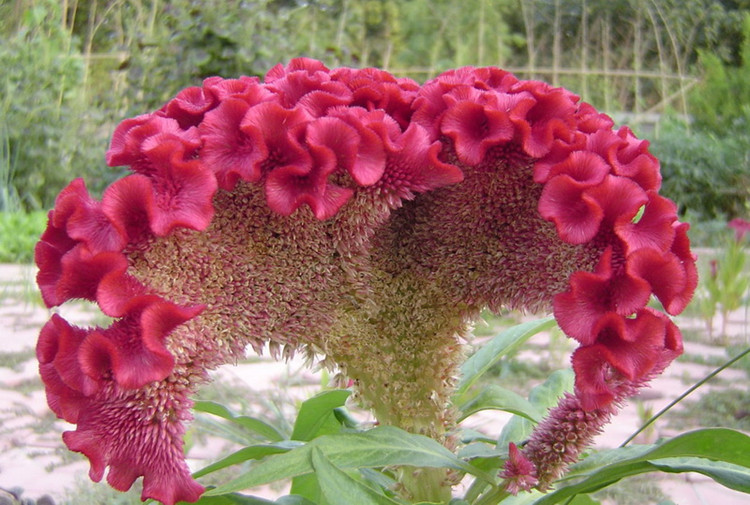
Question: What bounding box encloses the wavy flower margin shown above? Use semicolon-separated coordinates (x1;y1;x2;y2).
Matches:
35;59;696;504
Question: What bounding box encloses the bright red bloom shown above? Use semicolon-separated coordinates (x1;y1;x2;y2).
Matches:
35;60;696;503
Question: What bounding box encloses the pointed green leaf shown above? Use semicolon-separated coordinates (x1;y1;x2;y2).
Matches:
457;317;556;398
276;497;318;505
193;441;303;479
311;448;402;505
650;457;750;492
531;428;750;505
186;493;275;504
458;385;545;423
289;473;324;505
194;400;285;442
566;496;601;505
495;490;545;504
206;426;493;496
291;390;352;442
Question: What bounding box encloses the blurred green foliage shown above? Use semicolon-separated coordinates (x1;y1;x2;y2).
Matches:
0;211;47;263
651;120;750;220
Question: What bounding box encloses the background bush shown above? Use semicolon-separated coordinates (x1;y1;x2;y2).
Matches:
651;120;750;221
2;0;750;246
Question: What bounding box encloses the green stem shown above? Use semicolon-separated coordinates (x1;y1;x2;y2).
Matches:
463;477;491;503
620;345;750;447
473;484;509;505
399;466;452;503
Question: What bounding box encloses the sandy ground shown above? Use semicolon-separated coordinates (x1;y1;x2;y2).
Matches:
0;263;748;504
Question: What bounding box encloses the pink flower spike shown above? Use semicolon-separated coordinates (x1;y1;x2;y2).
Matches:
501;443;539;494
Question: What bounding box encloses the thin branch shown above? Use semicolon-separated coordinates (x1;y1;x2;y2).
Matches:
620;346;750;447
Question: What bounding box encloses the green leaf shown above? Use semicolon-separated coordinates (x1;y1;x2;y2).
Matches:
456;317;556;398
193;441;303;479
457;385;545;423
650;457;750;492
531;428;750;505
291;390;352;441
276;497;319;505
186;493;275;504
289;474;324;505
288;391;351;503
311;448;402;505
498;370;573;448
194;400;285;442
565;495;601;505
495;490;545;504
206;426;493;496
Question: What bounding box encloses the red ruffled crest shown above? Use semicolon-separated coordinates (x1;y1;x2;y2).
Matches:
553;248;651;345
572;309;683;410
78;301;203;389
199;98;270;190
161;85;218;129
615;191;677;254
611;127;662;191
331;67;420;130
266;116;358;219
575;102;615;133
102;142;218;240
46;178;127;253
442;99;517;166
264;58;352;114
106;114;201;173
507;80;579;158
203;75;267;102
265;57;330;81
38;315;100;406
379;122;464;199
62;384;204;505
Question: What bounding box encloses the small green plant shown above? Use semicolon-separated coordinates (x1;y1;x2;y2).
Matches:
698;221;750;342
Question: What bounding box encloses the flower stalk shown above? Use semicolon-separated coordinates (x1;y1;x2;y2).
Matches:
34;59;696;504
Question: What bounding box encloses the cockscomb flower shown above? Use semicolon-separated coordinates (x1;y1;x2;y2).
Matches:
35;59;696;504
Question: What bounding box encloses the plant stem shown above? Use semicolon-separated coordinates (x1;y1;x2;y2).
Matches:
399;466;453;503
473;484;509;505
620;345;750;447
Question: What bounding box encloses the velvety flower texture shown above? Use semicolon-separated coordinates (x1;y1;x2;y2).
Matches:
35;59;695;503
